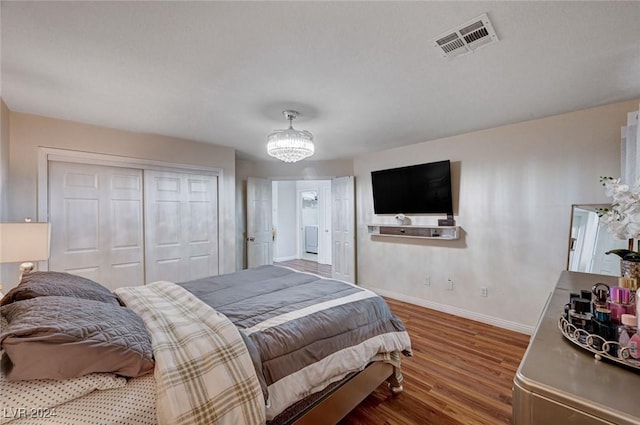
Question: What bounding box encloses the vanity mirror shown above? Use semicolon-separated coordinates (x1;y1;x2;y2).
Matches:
567;204;628;276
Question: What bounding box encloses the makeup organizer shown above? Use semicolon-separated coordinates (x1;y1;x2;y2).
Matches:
559;280;640;371
558;316;640;369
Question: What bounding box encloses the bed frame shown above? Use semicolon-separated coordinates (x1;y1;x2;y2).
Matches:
290;362;404;425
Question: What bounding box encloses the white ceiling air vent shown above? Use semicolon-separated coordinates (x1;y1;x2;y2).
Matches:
433;13;499;59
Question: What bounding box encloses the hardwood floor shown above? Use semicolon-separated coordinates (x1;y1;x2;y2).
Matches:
339;298;531;425
274;259;531;424
275;259;332;278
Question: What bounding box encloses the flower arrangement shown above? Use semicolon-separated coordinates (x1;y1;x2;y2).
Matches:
598;176;640;261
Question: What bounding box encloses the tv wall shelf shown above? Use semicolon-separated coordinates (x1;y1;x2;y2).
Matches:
367;224;460;240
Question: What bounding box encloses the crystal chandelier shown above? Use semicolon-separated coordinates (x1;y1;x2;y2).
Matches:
267;110;314;163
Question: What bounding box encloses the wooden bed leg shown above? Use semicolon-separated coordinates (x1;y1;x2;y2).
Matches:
386;366;404;395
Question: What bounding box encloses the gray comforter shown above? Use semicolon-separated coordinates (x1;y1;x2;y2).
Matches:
178;265;411;420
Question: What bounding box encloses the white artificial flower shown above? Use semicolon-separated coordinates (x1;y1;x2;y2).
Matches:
600;176;640;242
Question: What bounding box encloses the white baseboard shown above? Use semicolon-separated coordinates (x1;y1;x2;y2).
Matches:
363;285;534;335
273;255;298;262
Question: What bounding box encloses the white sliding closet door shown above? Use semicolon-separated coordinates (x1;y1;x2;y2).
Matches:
144;170;219;283
49;162;144;290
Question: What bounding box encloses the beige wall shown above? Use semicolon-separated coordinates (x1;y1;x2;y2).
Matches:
354;99;639;333
8;111;237;279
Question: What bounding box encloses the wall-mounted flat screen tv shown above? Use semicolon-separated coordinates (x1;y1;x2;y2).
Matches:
371;160;453;214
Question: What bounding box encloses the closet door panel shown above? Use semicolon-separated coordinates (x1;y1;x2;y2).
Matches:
49;162;144;289
62;267;101;285
111;262;143;289
155;258;182;283
144;173;184;283
144;170;218;283
111;200;142;249
186;175;218;280
108;170;145;288
65;198;99;253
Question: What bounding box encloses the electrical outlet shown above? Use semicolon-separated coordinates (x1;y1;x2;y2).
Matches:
425;275;431;286
481;287;488;297
446;278;453;291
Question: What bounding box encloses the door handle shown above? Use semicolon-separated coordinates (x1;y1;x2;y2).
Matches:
248;236;255;242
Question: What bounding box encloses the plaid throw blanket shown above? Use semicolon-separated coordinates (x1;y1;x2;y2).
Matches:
115;281;265;425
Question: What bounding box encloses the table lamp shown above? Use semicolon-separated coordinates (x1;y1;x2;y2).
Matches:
0;221;51;295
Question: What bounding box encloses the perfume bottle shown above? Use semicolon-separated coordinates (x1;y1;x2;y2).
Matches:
618;314;640;361
592;283;610;310
608;287;631;324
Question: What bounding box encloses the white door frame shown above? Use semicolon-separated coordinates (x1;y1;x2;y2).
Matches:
271;178;333;262
296;185;327;262
319;185;332;265
296;187;320;262
37;147;224;272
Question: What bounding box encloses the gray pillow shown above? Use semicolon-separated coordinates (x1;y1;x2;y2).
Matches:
0;296;154;381
0;272;120;306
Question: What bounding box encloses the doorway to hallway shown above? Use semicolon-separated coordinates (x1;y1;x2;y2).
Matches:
271;180;332;268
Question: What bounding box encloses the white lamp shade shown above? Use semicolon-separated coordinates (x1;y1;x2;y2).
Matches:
0;222;51;264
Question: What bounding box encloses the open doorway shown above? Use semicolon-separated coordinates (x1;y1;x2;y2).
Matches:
272;180;332;277
246;176;355;283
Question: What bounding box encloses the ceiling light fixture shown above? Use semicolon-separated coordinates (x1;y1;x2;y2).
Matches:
267;110;314;163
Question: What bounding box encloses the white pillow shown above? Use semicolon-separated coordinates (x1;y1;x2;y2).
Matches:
0;368;126;424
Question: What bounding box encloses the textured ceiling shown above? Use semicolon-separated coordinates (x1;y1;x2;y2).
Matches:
2;1;639;162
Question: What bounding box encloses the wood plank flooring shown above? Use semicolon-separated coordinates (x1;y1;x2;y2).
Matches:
340;299;531;425
275;259;332;278
275;259;531;424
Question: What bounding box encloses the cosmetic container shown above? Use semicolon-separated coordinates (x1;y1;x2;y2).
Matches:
579;289;593;313
592;283;610;310
569;292;580;303
569;299;592;333
620;287;631;304
580;289;592;302
594;308;611;323
608;287;632;324
630;333;640;360
592;308;615;353
617;314;638;359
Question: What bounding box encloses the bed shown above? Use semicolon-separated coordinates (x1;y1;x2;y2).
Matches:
0;265;412;425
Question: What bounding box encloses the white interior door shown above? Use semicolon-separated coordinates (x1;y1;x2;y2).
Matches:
319;185;332;265
144;170;219;283
49;161;144;289
247;177;273;268
332;176;355;283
